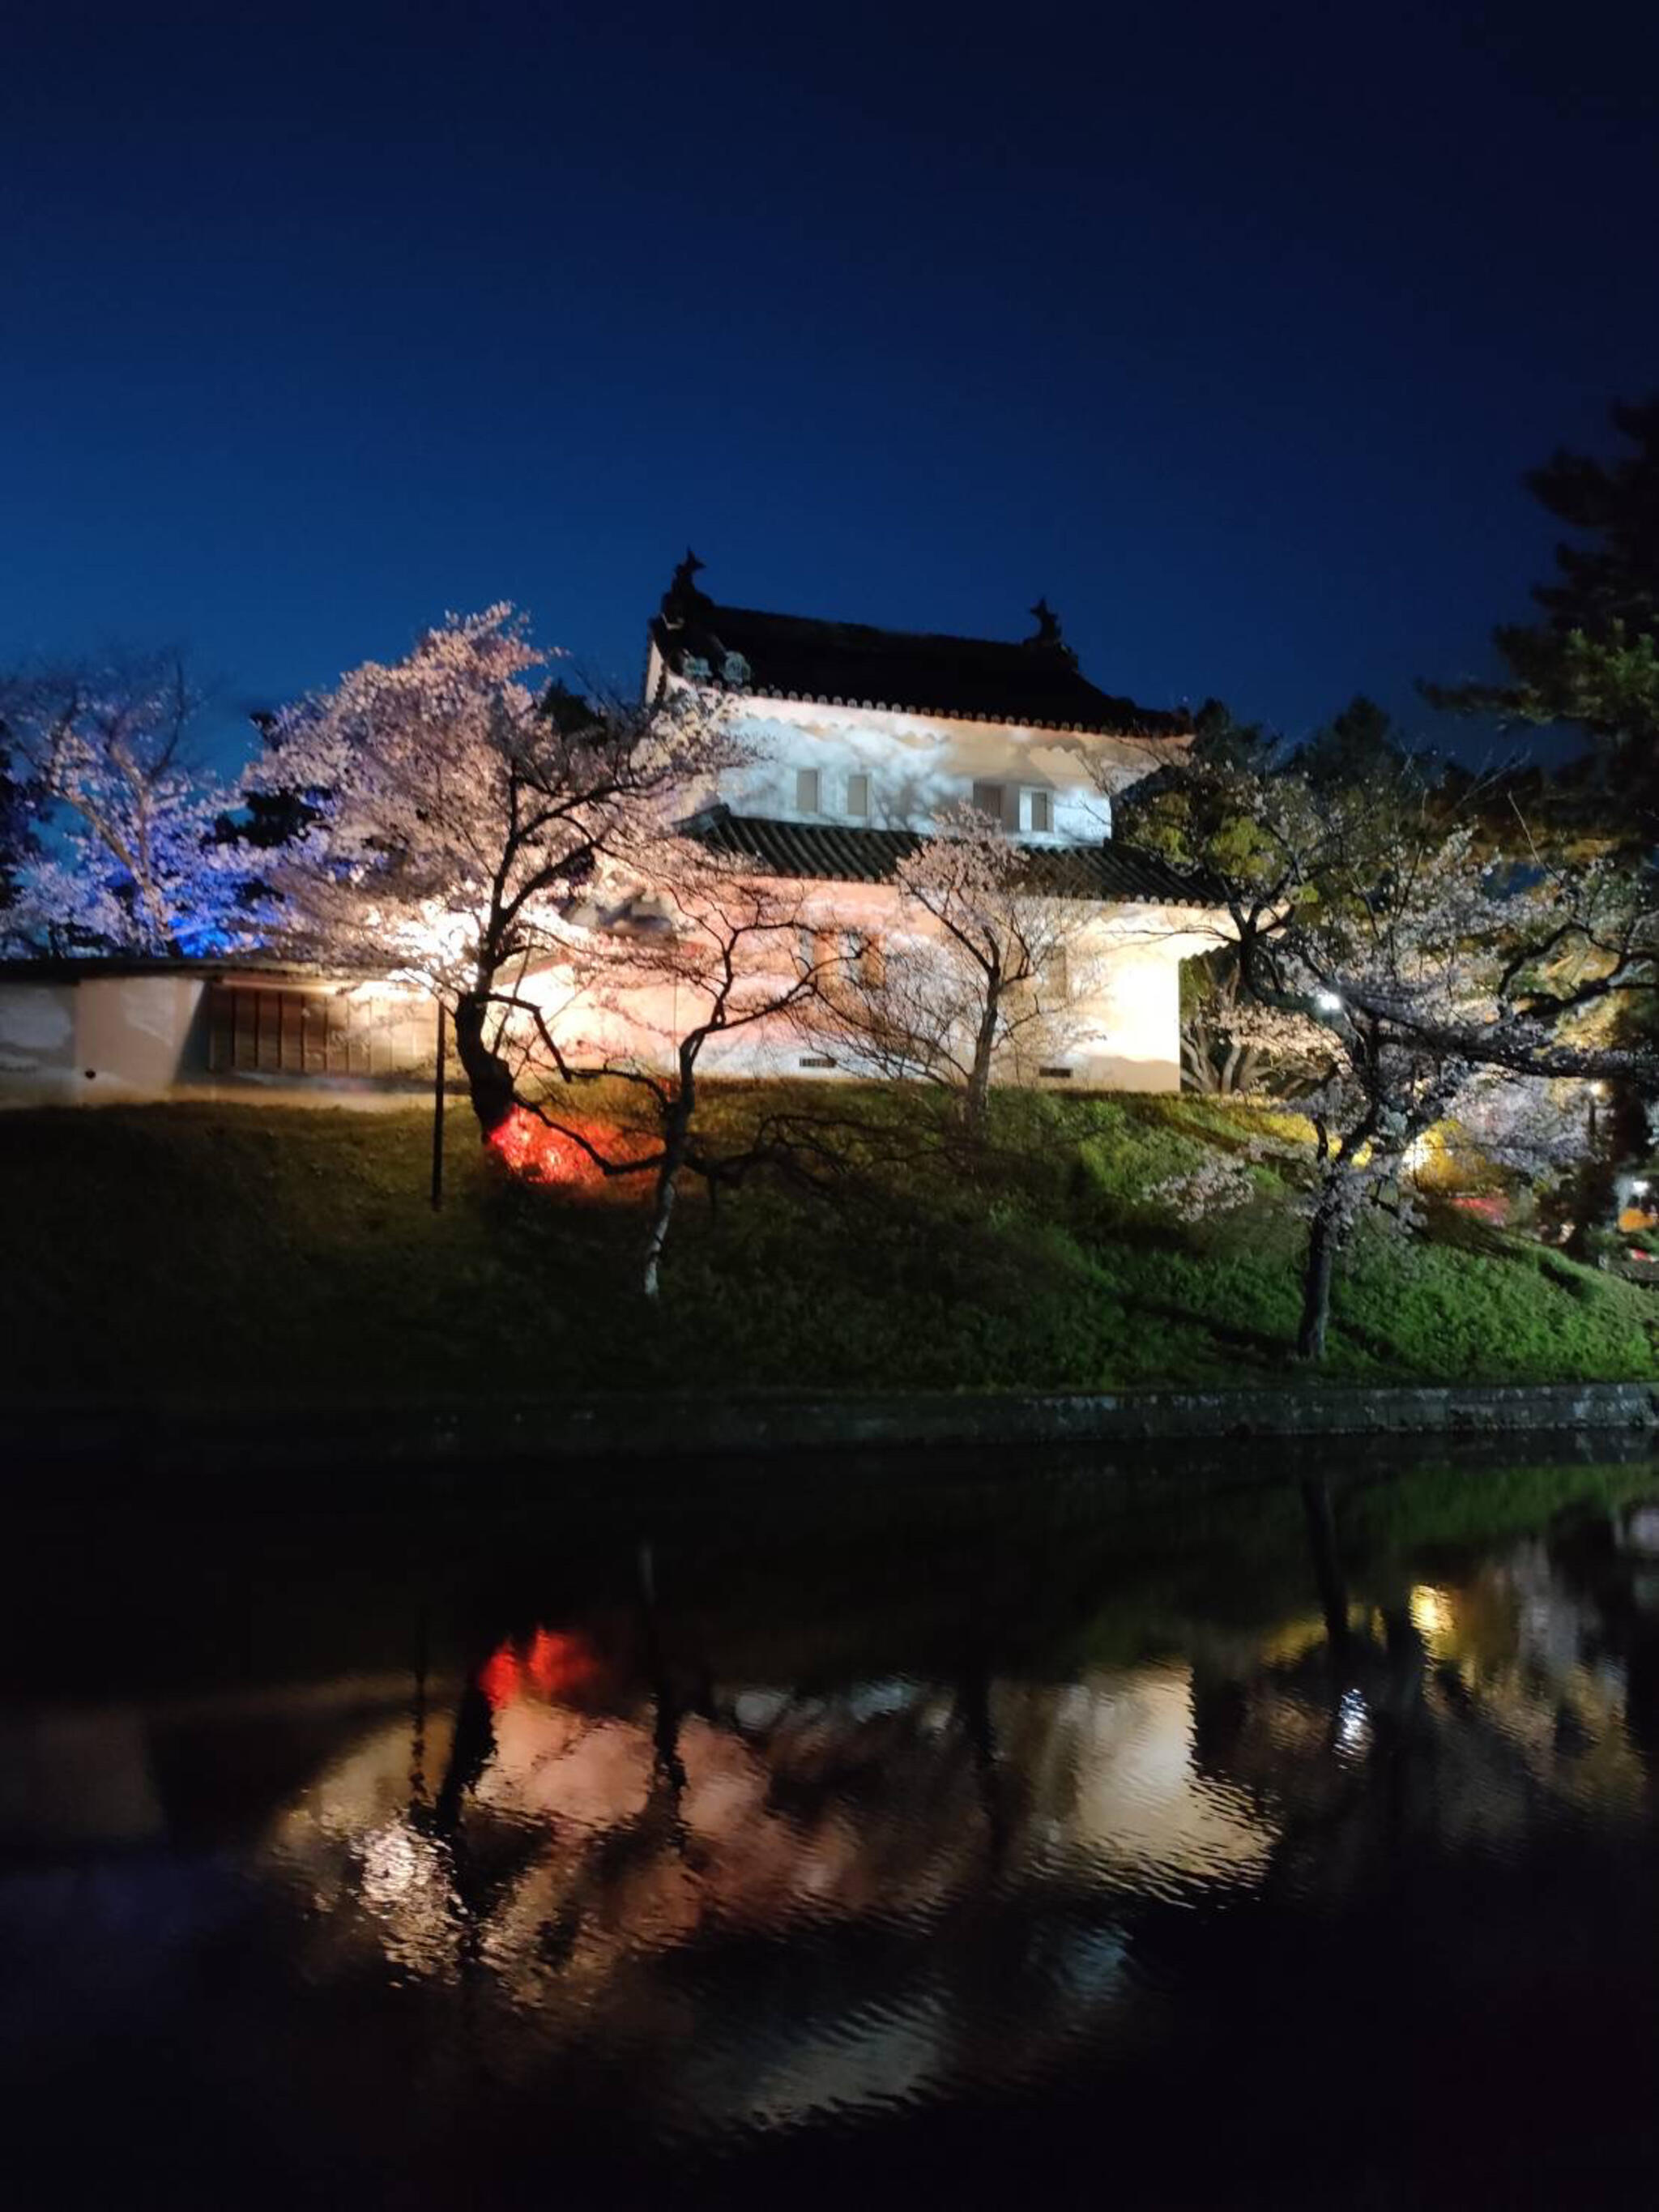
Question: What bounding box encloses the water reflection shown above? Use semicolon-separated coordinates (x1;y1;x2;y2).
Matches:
4;1452;1659;2206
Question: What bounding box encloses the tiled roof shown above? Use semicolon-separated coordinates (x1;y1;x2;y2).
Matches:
649;563;1188;738
687;809;1223;907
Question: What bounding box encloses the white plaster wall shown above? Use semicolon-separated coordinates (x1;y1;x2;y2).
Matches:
0;976;208;1105
0;982;80;1102
666;681;1183;843
0;885;1219;1111
514;885;1217;1094
78;975;206;1100
0;975;440;1110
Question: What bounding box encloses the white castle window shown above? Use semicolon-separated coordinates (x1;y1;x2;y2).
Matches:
847;772;870;818
796;767;821;813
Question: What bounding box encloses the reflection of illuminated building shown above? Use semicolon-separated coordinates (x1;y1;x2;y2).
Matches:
7;1475;1659;2189
254;1643;1278;2130
1408;1583;1455;1646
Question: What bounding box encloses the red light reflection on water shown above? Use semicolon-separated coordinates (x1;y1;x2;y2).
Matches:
478;1645;522;1708
479;1627;604;1710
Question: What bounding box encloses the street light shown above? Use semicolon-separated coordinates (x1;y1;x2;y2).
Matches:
1316;989;1343;1013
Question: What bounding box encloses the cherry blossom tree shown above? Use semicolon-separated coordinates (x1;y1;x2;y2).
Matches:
1119;702;1659;1355
803;805;1097;1138
1156;784;1658;1358
497;841;855;1297
0;727;40;946
253;607;742;1138
1122;703;1659;1089
2;656;249;954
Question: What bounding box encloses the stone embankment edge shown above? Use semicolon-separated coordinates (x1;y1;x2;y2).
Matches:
508;1381;1658;1454
23;1381;1659;1470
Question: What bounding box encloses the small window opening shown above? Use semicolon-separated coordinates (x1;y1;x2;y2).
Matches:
796;767;821;813
1038;1065;1073;1080
1029;789;1053;833
847;771;870;818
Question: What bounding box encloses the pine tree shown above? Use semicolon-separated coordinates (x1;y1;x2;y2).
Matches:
1427;396;1659;796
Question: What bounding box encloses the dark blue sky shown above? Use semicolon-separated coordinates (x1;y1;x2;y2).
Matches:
4;1;1656;771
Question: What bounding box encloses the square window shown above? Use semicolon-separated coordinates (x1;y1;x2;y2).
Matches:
796;767;821;813
971;781;1007;826
847;772;870;818
1030;789;1053;834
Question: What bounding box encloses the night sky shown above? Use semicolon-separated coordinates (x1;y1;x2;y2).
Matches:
4;1;1657;770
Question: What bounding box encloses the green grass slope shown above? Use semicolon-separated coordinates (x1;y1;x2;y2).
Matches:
3;1089;1654;1403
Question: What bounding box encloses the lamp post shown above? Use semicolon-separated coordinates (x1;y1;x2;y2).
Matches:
430;998;446;1212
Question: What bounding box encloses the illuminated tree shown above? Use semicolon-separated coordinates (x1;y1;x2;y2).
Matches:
501;842;854;1297
0;728;40;944
803;805;1096;1138
1179;951;1276;1095
254;607;742;1139
1133;727;1659;1357
1;655;248;954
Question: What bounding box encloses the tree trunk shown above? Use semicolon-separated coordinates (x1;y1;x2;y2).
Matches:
642;1088;693;1300
452;989;517;1139
1299;1477;1350;1653
964;1002;998;1136
1296;1202;1340;1362
642;1165;679;1301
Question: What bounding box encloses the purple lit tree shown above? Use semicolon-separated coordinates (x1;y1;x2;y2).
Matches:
2;656;249;955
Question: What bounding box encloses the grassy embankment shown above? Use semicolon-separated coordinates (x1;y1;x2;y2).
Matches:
6;1084;1656;1404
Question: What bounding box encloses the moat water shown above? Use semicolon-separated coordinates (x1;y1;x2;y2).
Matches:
4;1445;1659;2208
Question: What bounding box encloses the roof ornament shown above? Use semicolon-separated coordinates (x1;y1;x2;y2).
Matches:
1026;596;1077;665
1026;596;1062;646
662;548;709;624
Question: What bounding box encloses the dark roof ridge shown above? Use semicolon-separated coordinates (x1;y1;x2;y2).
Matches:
649;577;1191;740
681;598;1081;658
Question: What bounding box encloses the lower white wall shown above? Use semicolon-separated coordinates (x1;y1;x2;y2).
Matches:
0;976;212;1106
0;894;1218;1109
514;887;1209;1094
0;975;430;1110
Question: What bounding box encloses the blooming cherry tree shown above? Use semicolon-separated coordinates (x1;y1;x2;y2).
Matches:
1134;734;1659;1358
2;658;249;954
806;805;1095;1137
254;607;741;1138
500;839;851;1296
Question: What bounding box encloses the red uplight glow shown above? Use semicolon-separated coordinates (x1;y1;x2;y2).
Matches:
488;1104;653;1187
1451;1194;1508;1223
489;1106;591;1183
